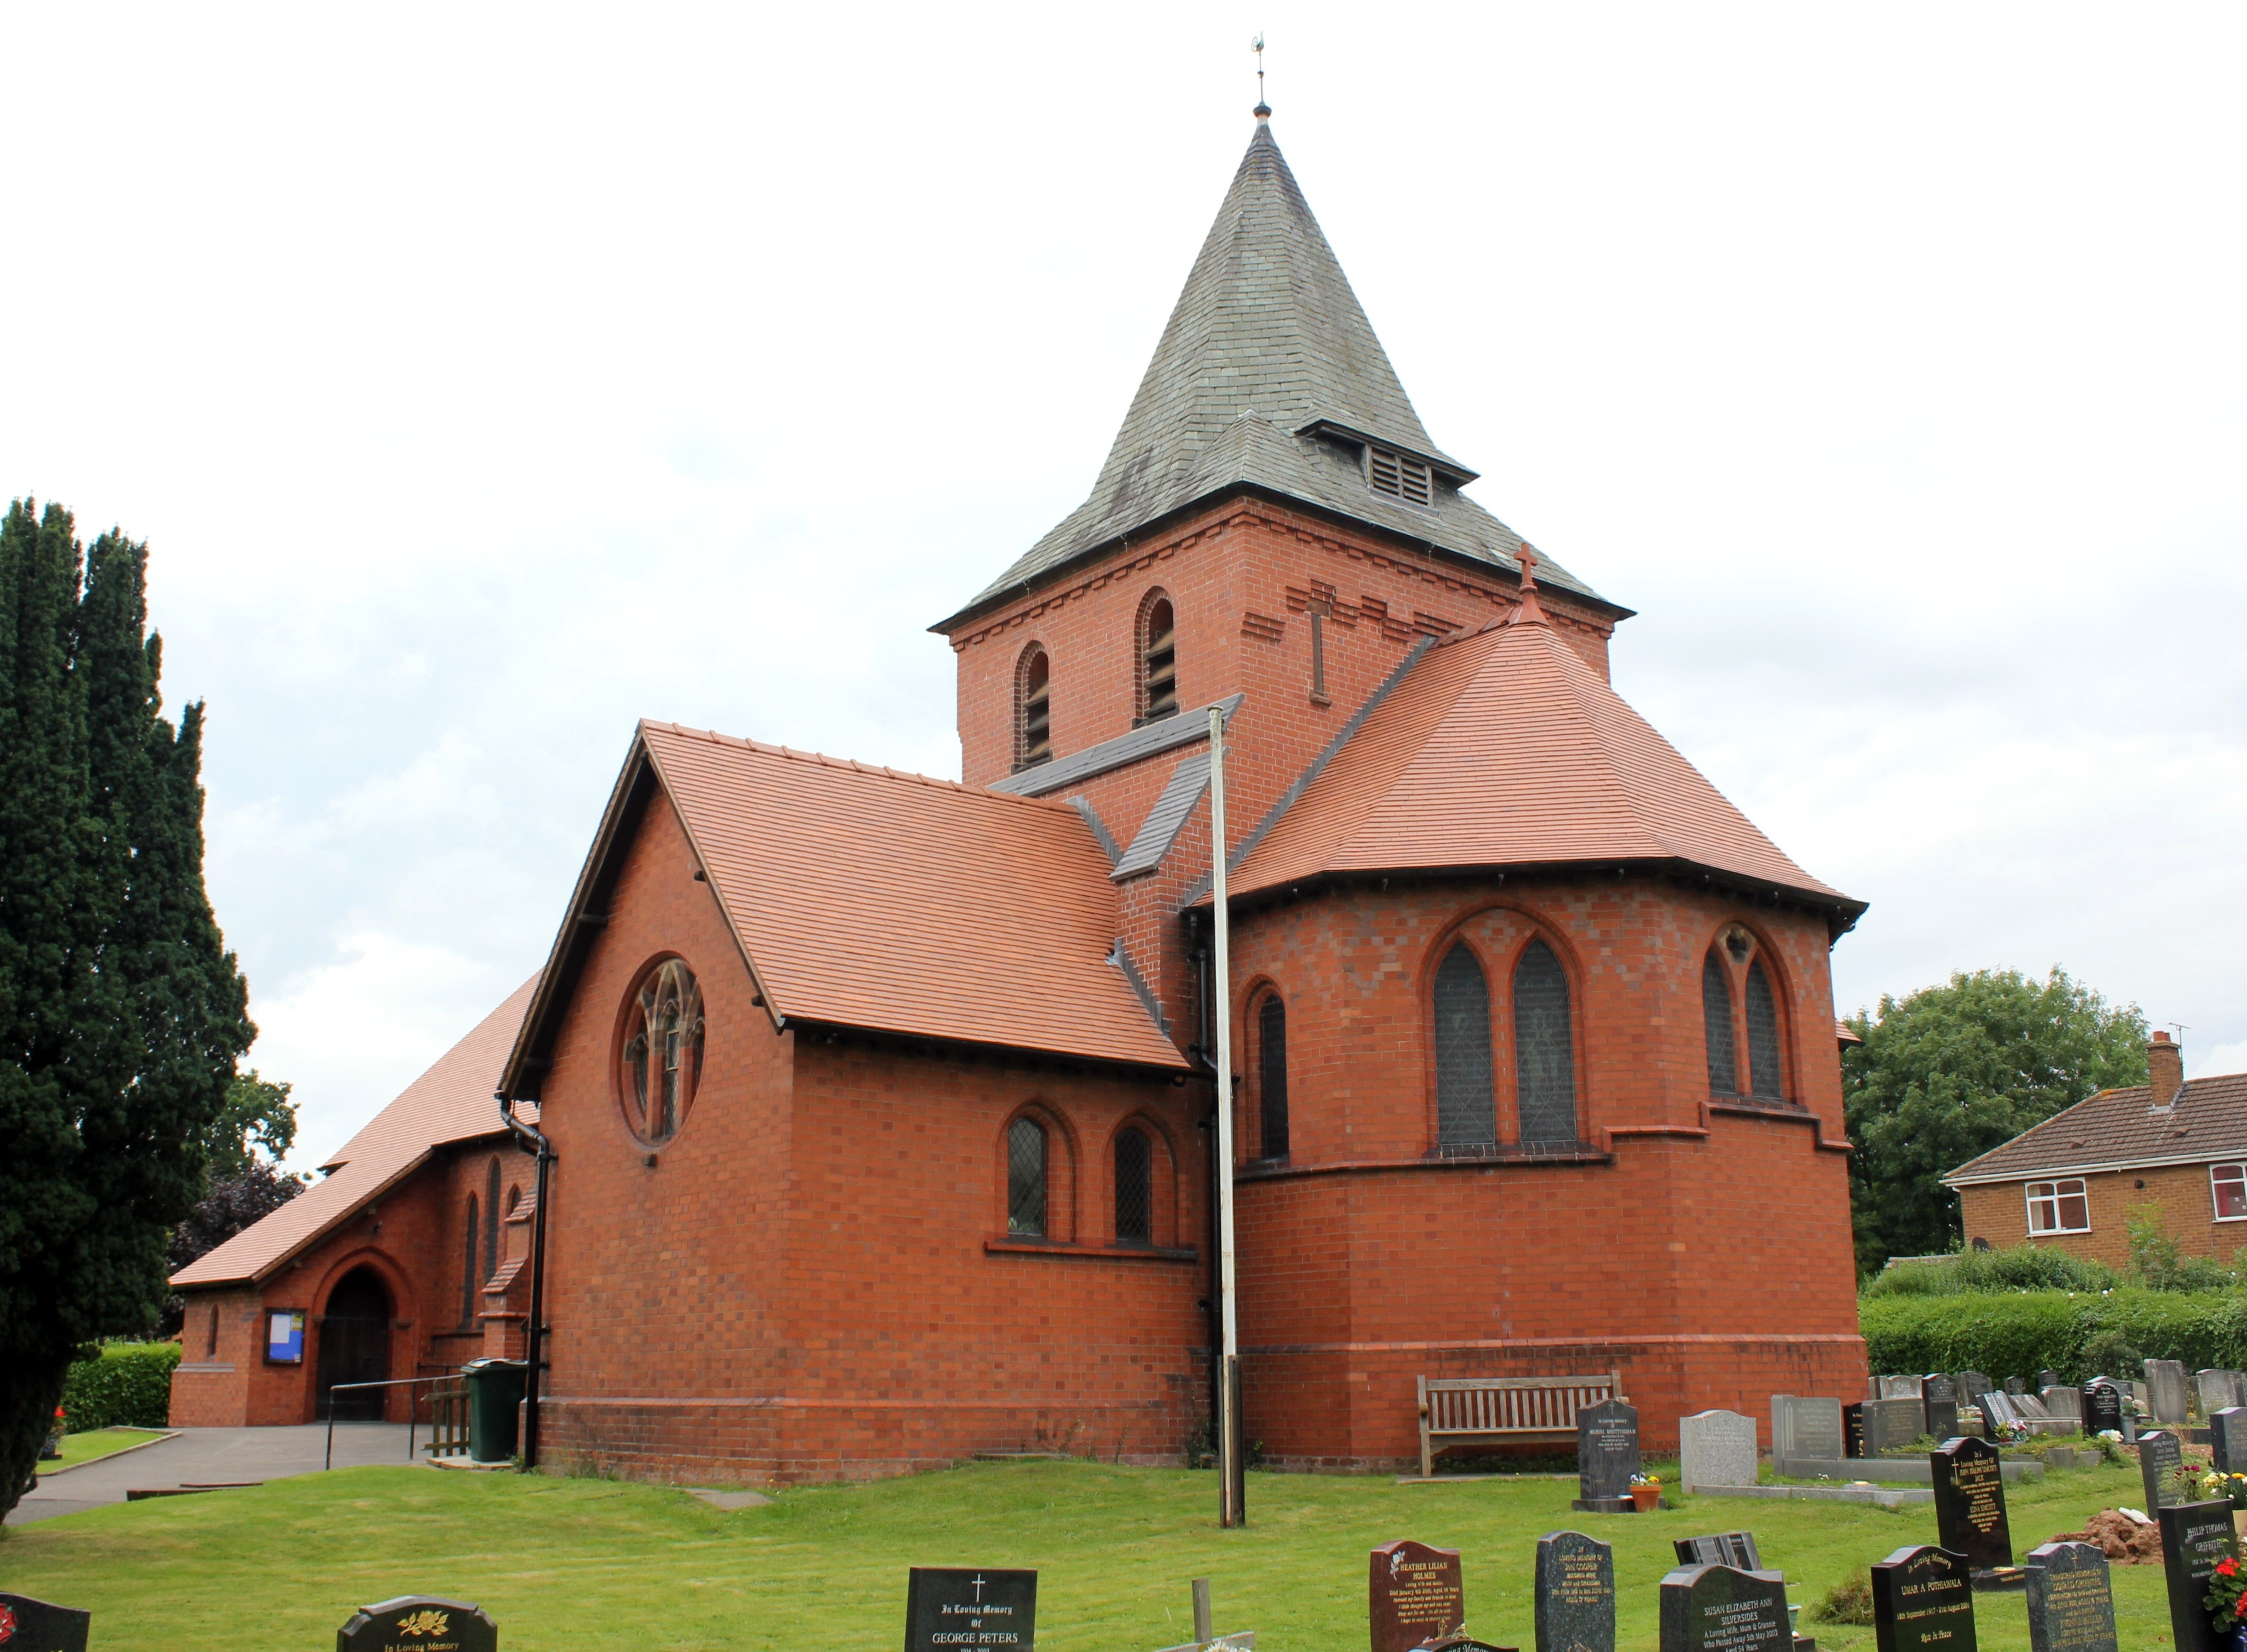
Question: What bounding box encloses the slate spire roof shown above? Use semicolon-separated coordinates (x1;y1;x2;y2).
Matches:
939;119;1608;630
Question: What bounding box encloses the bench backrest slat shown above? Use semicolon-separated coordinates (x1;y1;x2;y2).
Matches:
1424;1374;1619;1433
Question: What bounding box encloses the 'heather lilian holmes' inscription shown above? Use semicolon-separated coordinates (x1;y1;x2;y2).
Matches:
1369;1540;1466;1652
906;1569;1038;1652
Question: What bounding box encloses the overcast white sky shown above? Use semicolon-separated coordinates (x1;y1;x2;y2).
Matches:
7;4;2243;1169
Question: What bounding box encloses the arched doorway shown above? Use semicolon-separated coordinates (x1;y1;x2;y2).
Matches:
316;1266;392;1421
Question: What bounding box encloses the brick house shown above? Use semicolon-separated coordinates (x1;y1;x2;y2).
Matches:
1944;1032;2247;1272
176;112;1872;1472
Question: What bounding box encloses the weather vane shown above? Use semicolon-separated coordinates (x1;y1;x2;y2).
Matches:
1252;33;1270;119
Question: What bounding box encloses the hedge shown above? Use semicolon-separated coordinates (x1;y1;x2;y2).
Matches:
60;1342;181;1431
1861;1288;2247;1381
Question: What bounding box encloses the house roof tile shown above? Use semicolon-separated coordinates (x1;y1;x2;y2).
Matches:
1943;1073;2247;1185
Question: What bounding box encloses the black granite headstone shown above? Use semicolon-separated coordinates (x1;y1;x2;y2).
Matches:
2155;1501;2237;1652
1674;1534;1763;1570
1932;1436;2014;1571
906;1569;1038;1652
2023;1541;2118;1652
1870;1546;1976;1652
1658;1565;1789;1652
0;1595;91;1652
2082;1381;2122;1435
2214;1408;2247;1475
1843;1402;1867;1460
337;1598;498;1652
1534;1530;1614;1652
1572;1400;1639;1512
1922;1374;1960;1442
2139;1430;2186;1511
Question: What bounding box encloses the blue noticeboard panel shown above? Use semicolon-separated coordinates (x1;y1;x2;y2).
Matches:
265;1308;306;1365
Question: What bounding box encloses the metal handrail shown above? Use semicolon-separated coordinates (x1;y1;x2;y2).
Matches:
323;1375;456;1471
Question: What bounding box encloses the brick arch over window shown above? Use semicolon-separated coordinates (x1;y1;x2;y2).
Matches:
1014;643;1052;771
1431;940;1496;1152
1137;589;1178;723
1510;936;1579;1147
1702;951;1739;1098
997;1102;1075;1241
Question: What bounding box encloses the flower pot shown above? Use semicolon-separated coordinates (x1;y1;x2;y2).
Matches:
1630;1485;1660;1512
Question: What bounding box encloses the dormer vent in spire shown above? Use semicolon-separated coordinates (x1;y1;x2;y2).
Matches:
1367;445;1433;507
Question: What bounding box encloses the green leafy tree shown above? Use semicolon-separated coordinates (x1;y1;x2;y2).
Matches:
0;500;251;1517
203;1070;296;1181
1843;966;2147;1277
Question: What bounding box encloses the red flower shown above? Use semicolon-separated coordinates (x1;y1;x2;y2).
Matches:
2221;1559;2240;1580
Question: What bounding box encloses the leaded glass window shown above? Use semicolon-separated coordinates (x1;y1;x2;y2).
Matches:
1745;960;1784;1101
1008;1117;1048;1236
1512;939;1577;1147
1702;953;1738;1097
484;1158;502;1280
1258;993;1289;1161
1433;943;1495;1151
621;959;704;1145
460;1196;479;1329
1114;1126;1151;1244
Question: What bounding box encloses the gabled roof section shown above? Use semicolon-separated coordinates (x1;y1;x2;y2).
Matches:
935;121;1607;632
172;978;538;1288
1221;606;1861;914
1942;1073;2247;1187
506;724;1188;1084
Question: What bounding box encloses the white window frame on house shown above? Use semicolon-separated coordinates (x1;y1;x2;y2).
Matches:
2024;1177;2090;1235
2212;1163;2247;1222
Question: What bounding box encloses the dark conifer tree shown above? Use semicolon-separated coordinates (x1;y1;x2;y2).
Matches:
0;500;251;1516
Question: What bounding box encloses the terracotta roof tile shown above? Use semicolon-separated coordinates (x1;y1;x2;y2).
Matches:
639;724;1187;1070
1944;1073;2247;1185
171;977;539;1288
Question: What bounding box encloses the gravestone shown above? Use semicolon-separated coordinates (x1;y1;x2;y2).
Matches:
2082;1381;2123;1435
1678;1411;1757;1493
0;1595;91;1652
1932;1436;2014;1571
2138;1430;2186;1511
905;1569;1037;1652
1657;1565;1789;1652
1573;1400;1640;1512
1844;1402;1867;1459
1674;1534;1763;1570
2199;1370;2247;1417
1534;1531;1614;1652
1923;1374;1960;1441
2040;1387;2084;1430
1957;1371;1993;1407
2005;1376;2027;1396
2156;1501;2238;1652
1770;1396;1843;1475
1870;1545;1976;1652
2037;1369;2062;1390
2023;1541;2118;1652
1864;1397;1924;1454
2146;1360;2190;1425
2214;1408;2247;1474
1980;1391;2019;1431
337;1598;498;1652
1880;1374;1924;1402
1369;1541;1465;1652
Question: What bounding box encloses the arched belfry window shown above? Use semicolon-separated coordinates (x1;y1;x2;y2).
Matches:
1702;953;1738;1097
1138;593;1178;723
1114;1126;1151;1245
483;1158;502;1280
1512;939;1578;1147
1433;943;1496;1151
621;959;705;1146
1745;959;1785;1102
1007;1117;1048;1236
1015;645;1052;770
460;1196;479;1329
1257;992;1289;1161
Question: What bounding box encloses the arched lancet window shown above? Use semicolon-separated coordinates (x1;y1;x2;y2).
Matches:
483;1158;502;1280
1114;1126;1152;1245
1015;645;1052;770
507;1184;522;1216
1008;1117;1048;1236
1139;593;1178;723
1258;992;1289;1161
205;1301;220;1357
1702;952;1738;1097
1433;943;1495;1151
1745;959;1785;1101
1513;938;1578;1147
460;1195;479;1329
622;959;704;1145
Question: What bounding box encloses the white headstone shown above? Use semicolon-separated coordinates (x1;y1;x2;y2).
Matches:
2144;1360;2189;1425
1680;1409;1759;1491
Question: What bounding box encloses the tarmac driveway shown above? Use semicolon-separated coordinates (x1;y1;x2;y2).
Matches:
7;1423;420;1525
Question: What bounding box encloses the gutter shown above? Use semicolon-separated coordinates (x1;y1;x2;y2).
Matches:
498;1093;557;1471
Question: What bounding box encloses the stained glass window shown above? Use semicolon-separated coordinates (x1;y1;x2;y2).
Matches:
1513;939;1577;1147
1433;943;1495;1151
1703;953;1738;1097
1008;1117;1048;1236
622;959;704;1145
1745;960;1784;1102
1258;993;1289;1161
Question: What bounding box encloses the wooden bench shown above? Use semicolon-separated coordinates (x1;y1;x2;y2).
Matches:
1415;1372;1625;1478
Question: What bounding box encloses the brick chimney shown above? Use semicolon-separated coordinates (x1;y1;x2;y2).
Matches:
2149;1030;2184;1109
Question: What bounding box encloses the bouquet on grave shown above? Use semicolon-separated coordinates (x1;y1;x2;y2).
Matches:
1630;1473;1662;1488
2197;1470;2247;1510
2205;1556;2247;1630
1991;1418;2030;1444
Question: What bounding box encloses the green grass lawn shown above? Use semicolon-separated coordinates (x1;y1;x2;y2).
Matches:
33;1428;170;1476
0;1457;2181;1651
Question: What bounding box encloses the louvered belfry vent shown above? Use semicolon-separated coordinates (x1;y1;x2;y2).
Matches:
1016;645;1052;770
1367;445;1433;507
1139;593;1178;723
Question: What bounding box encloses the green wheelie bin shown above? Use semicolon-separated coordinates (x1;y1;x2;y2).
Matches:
462;1357;528;1463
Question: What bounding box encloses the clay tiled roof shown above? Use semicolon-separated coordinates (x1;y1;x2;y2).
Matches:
171;978;539;1288
634;723;1187;1070
1220;602;1858;911
1943;1073;2247;1187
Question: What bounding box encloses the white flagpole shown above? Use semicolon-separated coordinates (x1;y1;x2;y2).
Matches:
1208;704;1244;1526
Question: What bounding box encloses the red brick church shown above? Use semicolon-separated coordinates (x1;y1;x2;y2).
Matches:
173;112;1869;1476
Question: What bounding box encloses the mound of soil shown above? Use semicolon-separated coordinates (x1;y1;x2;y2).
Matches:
2050;1507;2164;1563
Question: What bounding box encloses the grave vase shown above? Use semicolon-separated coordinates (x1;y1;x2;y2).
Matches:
1630;1482;1659;1512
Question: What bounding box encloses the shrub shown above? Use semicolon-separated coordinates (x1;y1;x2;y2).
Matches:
1861;1245;2117;1299
1863;1288;2247;1383
2079;1328;2145;1383
1808;1568;1875;1625
60;1342;180;1431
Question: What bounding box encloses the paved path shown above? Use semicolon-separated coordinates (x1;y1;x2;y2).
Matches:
8;1423;419;1525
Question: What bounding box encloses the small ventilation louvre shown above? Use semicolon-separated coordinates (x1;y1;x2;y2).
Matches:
1367;445;1433;507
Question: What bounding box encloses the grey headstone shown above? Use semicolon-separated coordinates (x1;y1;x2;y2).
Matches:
338;1599;498;1652
0;1595;91;1652
1678;1410;1757;1493
1922;1374;1960;1441
2214;1407;2247;1474
2024;1541;2118;1652
2036;1369;2062;1390
1981;1390;2019;1429
2139;1429;2186;1510
1864;1396;1925;1454
1957;1371;1993;1407
1534;1530;1614;1652
2040;1387;2084;1429
1573;1399;1640;1509
1658;1564;1788;1652
905;1569;1037;1652
1770;1395;1843;1475
2146;1361;2189;1424
2199;1369;2247;1417
2005;1376;2027;1396
1931;1435;2013;1570
1870;1545;1977;1652
2082;1381;2123;1435
2156;1501;2237;1652
1881;1374;1925;1401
